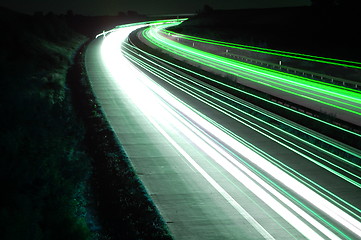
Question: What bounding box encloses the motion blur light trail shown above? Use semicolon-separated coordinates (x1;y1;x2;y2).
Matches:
98;20;361;239
163;29;361;70
143;23;361;124
95;19;188;39
127;37;361;141
122;42;361;189
147;24;361;102
123;35;361;238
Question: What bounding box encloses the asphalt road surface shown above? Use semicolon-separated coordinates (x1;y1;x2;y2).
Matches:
85;23;361;239
142;23;361;127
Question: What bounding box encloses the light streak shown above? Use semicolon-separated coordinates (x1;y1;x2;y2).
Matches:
143;23;361;120
122;42;361;187
97;20;361;239
122;44;361;238
100;25;275;239
150;26;361;105
95;19;188;38
163;29;361;69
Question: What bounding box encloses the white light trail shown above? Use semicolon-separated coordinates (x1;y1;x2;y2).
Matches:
100;25;274;239
99;22;361;239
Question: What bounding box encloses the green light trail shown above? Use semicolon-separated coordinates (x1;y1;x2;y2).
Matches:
141;24;361;132
124;42;361;167
99;20;361;239
122;42;360;229
123;41;361;223
124;39;361;166
137;33;361;141
163;29;361;69
145;25;361;109
122;43;361;239
153;23;361;96
147;38;361;114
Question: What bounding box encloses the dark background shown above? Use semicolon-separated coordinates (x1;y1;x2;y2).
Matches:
2;0;310;15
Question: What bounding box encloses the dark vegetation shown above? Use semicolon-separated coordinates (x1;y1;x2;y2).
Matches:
171;1;361;61
0;6;172;239
0;7;91;240
69;43;172;239
130;29;361;153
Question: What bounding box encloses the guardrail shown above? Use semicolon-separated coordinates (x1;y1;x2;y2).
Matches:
163;32;361;90
224;52;361;90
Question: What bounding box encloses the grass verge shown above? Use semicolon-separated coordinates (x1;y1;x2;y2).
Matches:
0;9;93;240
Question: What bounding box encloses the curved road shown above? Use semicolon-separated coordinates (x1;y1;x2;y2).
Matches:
85;22;361;239
142;23;361;127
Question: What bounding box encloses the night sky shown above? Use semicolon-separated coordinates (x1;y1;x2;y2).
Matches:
3;0;310;16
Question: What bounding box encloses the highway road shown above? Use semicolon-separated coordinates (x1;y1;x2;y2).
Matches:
142;23;361;127
85;21;361;239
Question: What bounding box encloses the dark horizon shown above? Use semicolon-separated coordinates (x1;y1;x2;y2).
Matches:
2;0;311;16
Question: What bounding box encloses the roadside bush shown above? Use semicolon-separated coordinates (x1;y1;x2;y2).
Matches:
0;8;91;240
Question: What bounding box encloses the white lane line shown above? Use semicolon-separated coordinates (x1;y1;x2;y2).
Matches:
146;111;275;240
101;25;360;239
101;27;275;239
